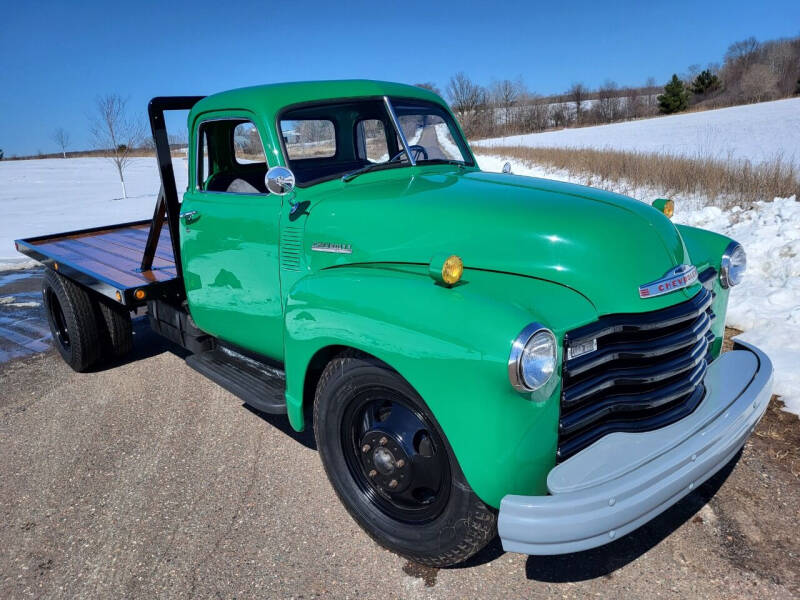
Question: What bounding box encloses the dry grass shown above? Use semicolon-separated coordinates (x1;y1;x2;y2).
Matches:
476;144;800;208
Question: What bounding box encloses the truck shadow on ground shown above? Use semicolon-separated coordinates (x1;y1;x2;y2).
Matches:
96;316;191;369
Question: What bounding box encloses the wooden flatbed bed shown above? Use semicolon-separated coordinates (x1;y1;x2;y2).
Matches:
15;220;180;306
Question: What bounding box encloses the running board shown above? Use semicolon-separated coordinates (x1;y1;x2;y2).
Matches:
186;347;287;414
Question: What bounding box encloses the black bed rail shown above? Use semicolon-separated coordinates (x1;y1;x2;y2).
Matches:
141;96;205;276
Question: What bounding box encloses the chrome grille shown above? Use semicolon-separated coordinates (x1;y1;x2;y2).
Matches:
558;288;715;461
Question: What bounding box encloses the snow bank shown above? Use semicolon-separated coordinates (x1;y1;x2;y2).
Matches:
0;157;188;270
477;152;800;416
475;97;800;168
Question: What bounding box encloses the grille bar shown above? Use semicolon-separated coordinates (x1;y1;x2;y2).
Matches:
558;287;715;461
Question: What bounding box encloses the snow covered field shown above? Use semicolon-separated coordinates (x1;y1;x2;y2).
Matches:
476;97;800;168
0;157;188;270
477;153;800;415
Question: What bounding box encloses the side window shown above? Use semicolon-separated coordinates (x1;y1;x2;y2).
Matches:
195;119;268;194
197;129;210;190
280;119;335;159
233;122;266;165
356;119;388;163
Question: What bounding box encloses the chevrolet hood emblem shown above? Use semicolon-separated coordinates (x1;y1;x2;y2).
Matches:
639;264;698;298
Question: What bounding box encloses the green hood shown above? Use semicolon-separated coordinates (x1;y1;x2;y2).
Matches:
302;167;700;315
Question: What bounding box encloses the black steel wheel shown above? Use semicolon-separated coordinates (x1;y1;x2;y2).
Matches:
42;269;101;372
314;351;496;567
342;389;451;524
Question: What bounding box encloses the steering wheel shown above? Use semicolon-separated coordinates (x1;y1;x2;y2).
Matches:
388;144;428;163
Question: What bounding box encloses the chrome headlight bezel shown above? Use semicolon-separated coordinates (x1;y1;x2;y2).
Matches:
720;241;746;288
508;323;557;392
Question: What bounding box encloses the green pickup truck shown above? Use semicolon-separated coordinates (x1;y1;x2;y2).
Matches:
16;80;772;567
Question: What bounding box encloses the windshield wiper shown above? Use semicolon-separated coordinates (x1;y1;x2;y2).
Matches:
342;162;389;183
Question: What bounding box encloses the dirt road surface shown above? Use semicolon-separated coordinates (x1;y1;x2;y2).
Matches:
1;274;798;599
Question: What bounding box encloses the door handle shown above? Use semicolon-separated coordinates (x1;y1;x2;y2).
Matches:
179;210;199;224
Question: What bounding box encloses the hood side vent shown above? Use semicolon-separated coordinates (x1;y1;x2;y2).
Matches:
280;226;303;272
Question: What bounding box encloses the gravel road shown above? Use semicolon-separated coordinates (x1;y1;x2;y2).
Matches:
1;278;798;599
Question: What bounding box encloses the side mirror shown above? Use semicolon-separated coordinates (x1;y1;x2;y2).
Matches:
265;166;296;195
502;162;512;174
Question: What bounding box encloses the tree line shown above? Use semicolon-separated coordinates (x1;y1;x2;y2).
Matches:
429;34;800;139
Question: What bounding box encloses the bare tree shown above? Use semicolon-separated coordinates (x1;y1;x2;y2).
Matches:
446;72;488;136
491;79;522;127
739;63;779;102
568;82;588;124
595;80;622;122
724;37;761;67
51;128;70;158
622;87;643;119
89;94;145;199
549;102;570;128
518;96;550;132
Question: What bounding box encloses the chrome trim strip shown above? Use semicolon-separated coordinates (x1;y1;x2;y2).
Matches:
383;96;416;166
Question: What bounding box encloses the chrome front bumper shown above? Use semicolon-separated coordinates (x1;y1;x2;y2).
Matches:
498;339;773;556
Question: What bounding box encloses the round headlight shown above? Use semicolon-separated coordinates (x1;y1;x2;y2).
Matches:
508;324;557;392
720;242;746;288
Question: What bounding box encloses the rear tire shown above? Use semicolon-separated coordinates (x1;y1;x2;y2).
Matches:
42;270;101;372
95;297;133;359
313;351;496;567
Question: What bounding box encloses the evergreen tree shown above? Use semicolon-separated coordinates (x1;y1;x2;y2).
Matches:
0;149;4;160
796;78;800;95
690;69;721;95
658;75;690;114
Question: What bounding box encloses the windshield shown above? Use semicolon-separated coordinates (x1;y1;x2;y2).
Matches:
278;97;472;186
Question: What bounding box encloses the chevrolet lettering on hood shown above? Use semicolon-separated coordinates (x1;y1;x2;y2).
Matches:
639;264;698;298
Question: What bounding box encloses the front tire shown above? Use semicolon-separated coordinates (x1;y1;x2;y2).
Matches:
313;352;496;567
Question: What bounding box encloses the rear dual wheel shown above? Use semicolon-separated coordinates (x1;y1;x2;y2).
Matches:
314;352;496;567
42;270;132;371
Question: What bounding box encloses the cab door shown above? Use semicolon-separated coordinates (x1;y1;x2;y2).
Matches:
180;113;284;360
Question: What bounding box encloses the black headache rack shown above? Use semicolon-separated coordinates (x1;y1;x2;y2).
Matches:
14;96;204;307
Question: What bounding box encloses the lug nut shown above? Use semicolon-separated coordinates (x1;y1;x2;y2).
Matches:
388;479;398;489
368;469;377;478
396;459;405;468
379;436;388;446
362;444;371;453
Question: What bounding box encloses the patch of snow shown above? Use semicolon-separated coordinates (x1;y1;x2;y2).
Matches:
477;152;800;416
0;157;188;270
0;296;40;308
475;97;800;168
434;123;463;159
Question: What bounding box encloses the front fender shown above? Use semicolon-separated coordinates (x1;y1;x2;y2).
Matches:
283;264;597;507
677;224;734;356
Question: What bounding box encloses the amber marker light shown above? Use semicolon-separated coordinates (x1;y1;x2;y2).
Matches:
115;291;122;302
134;289;146;300
652;198;675;219
429;253;463;286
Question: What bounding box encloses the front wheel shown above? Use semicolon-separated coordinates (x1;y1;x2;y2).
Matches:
313;352;496;567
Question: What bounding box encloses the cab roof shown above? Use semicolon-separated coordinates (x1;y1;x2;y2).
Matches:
190;79;444;121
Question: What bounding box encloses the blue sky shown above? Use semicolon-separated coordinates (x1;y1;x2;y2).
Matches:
1;0;798;156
